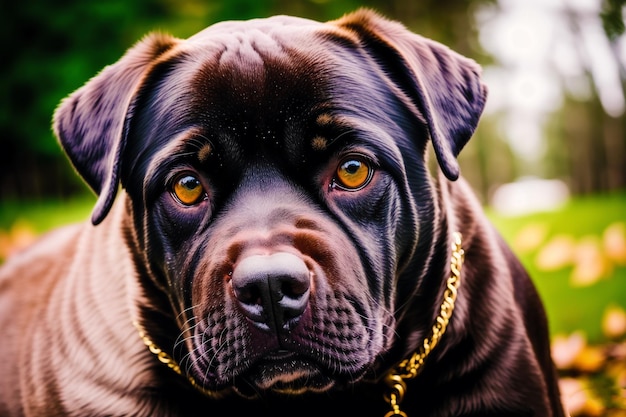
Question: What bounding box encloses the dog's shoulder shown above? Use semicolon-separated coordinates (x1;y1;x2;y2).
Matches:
0;222;85;412
0;222;87;338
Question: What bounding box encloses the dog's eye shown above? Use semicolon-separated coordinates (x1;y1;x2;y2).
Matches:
334;156;373;191
171;174;206;205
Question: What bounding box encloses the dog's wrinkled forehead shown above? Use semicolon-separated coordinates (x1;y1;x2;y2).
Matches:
185;15;322;91
130;44;319;182
186;14;323;51
128;21;387;178
186;23;334;152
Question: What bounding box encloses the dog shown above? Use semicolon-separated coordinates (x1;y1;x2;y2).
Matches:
0;9;565;417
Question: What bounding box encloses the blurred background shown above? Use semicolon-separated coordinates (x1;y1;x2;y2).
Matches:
1;0;625;413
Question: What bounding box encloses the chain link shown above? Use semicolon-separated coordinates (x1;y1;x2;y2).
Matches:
384;232;464;416
134;321;222;398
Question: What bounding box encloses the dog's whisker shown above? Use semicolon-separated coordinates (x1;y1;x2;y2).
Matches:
176;304;200;322
179;326;211;377
181;332;204;374
174;316;198;344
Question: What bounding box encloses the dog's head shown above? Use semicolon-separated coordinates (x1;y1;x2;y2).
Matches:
54;10;486;396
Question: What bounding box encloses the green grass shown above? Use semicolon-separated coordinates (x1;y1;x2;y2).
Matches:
0;195;95;233
1;191;625;343
487;191;626;343
487;192;626;241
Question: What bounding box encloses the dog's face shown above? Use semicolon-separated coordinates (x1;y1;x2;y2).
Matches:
53;11;486;396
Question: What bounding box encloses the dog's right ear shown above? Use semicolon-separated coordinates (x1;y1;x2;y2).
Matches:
332;10;488;182
53;33;180;225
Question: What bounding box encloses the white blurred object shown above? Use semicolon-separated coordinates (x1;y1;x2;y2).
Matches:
491;178;570;216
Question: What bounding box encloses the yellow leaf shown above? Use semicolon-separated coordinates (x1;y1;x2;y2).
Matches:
513;223;549;254
559;377;607;417
582;395;605;417
570;236;610;287
10;221;36;252
0;221;37;261
0;231;11;260
552;332;586;370
535;235;576;271
604;222;626;265
573;345;605;373
559;377;587;416
603;305;626;339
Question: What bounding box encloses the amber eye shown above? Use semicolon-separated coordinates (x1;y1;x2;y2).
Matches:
334;156;373;191
172;174;206;205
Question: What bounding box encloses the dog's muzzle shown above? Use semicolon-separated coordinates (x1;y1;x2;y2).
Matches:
230;252;311;333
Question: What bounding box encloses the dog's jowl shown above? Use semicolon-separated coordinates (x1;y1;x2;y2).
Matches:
0;10;566;417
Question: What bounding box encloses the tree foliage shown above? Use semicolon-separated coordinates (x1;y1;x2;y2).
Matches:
1;0;623;201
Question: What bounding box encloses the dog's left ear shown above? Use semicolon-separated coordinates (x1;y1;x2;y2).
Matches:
333;10;488;181
53;33;180;225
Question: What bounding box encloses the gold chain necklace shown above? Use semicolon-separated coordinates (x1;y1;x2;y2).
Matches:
134;232;464;417
383;232;464;417
133;321;222;398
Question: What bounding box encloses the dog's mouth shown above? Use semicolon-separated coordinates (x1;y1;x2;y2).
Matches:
232;350;336;397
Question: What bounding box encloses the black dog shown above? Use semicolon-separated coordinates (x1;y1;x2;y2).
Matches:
0;9;565;417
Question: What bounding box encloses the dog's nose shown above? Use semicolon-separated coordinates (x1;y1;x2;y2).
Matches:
231;252;310;332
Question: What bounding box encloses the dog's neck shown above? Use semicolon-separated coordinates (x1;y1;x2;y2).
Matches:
133;232;464;416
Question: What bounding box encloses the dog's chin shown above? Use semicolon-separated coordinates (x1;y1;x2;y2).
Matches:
232;352;336;398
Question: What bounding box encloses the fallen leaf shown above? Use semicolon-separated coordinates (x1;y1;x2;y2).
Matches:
10;221;37;252
609;365;626;392
0;221;37;261
0;231;11;260
581;395;606;417
535;235;576;271
560;376;609;417
603;305;626;339
604;222;626;265
559;377;588;416
572;345;605;373
513;223;549;254
552;332;586;370
571;236;610;287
